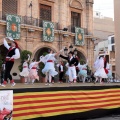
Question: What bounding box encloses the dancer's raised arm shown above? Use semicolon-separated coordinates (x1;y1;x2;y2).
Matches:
3;38;10;50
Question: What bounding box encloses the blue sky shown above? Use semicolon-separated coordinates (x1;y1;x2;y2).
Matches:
93;0;114;18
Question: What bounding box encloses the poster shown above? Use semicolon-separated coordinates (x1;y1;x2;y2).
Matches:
43;21;54;42
6;14;21;39
0;90;13;120
75;27;84;46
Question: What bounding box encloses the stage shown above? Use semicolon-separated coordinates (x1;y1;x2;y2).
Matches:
0;83;120;120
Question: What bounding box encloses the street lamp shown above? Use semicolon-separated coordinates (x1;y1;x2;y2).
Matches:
29;1;33;24
74;48;77;55
64;47;68;55
69;44;73;51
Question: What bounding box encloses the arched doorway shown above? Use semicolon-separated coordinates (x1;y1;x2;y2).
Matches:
34;47;51;60
77;50;86;64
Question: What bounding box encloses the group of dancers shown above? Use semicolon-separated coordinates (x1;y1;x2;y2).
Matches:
0;37;113;87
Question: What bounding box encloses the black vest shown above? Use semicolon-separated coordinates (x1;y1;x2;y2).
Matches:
59;65;63;72
7;48;16;57
59;65;61;71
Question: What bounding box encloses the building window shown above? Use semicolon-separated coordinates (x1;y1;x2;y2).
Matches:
112;66;116;71
71;11;81;32
110;51;115;59
40;4;51;21
111;37;114;44
112;45;115;51
2;0;18;19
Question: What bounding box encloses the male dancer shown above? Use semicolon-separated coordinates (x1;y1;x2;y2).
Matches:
59;51;78;83
57;61;64;83
1;37;20;87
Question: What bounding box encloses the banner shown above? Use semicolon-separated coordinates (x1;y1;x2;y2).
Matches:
0;90;13;120
75;27;84;46
43;21;54;42
6;14;21;39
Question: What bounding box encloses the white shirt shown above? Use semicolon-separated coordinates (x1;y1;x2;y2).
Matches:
4;39;20;59
60;65;63;72
70;56;73;61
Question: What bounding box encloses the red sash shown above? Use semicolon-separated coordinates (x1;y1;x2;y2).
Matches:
23;66;27;68
47;60;53;62
104;68;108;74
32;67;36;69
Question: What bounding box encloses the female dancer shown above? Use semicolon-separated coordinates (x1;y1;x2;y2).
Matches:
41;49;59;85
20;54;30;84
106;63;113;82
78;60;88;83
94;55;108;84
29;59;41;84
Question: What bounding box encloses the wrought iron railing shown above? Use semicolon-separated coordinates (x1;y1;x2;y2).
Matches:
68;25;88;34
0;11;88;34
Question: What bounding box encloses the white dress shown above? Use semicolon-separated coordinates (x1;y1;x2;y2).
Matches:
29;62;39;80
94;57;108;78
106;63;113;79
20;62;29;77
42;53;58;77
78;63;87;77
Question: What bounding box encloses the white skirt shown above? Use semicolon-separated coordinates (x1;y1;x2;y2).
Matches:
94;68;108;78
42;62;58;77
20;68;29;77
79;70;87;77
107;70;113;78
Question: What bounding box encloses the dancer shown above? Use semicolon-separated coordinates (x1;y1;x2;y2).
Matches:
59;51;78;83
20;54;30;84
57;61;64;83
74;55;80;82
78;60;88;83
41;49;59;85
106;63;113;82
0;61;5;85
29;59;41;84
94;54;108;84
1;37;20;87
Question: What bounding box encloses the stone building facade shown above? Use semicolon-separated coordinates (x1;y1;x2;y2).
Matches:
114;0;120;79
0;0;94;80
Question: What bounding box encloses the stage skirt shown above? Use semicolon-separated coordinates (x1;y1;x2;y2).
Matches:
20;68;29;77
79;70;87;77
94;68;108;78
29;69;39;80
42;62;58;77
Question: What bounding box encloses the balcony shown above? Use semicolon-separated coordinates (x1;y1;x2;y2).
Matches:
0;11;88;34
68;25;88;34
0;11;59;30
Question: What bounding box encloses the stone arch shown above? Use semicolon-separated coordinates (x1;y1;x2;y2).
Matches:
70;0;84;10
33;45;57;59
77;47;87;58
